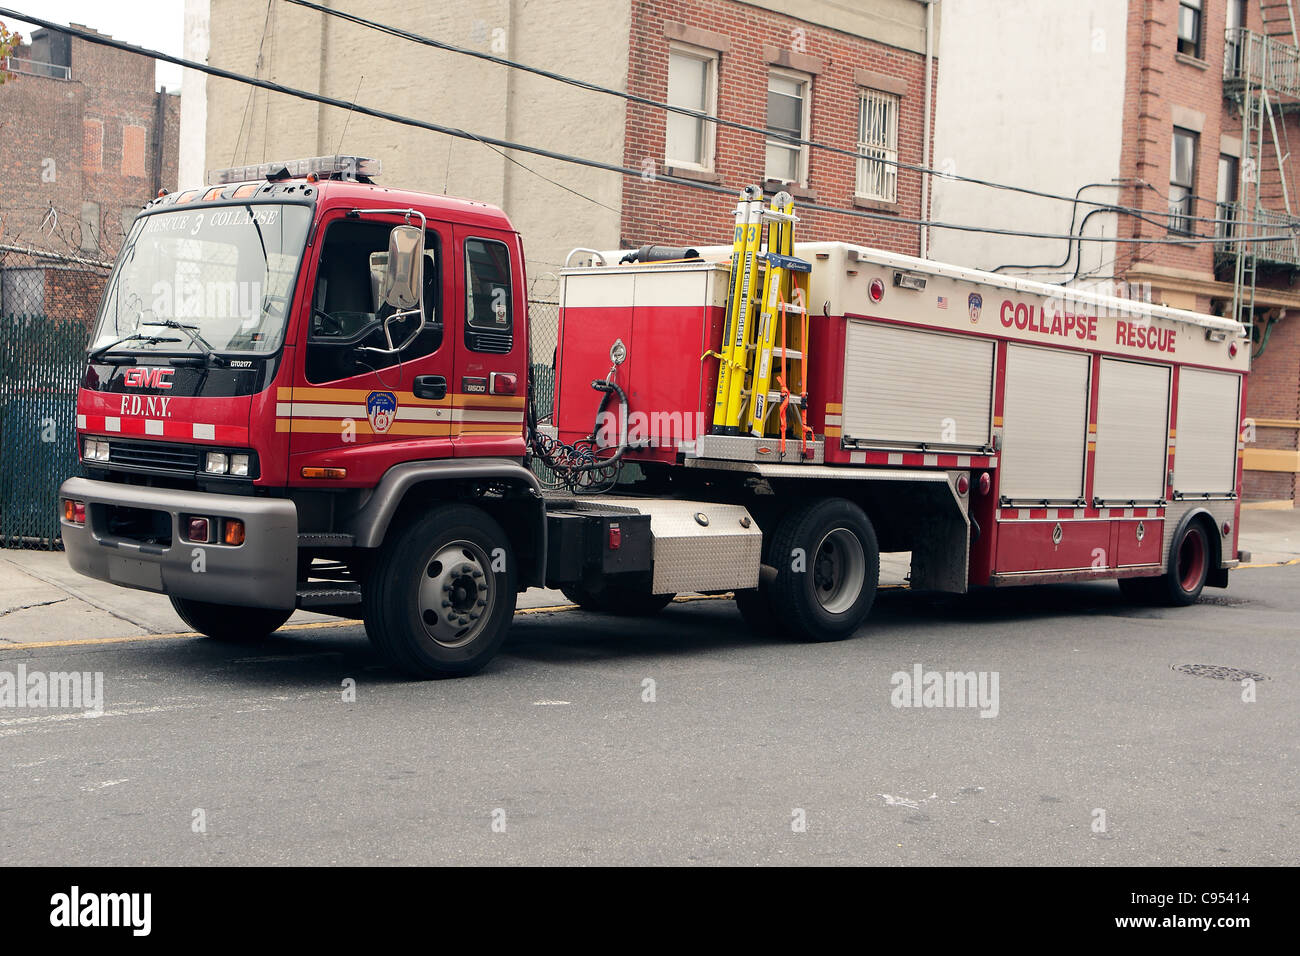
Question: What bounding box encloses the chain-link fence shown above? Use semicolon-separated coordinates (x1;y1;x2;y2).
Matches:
0;309;86;548
528;297;559;423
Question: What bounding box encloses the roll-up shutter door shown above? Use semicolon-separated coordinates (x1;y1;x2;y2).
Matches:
1174;368;1240;495
1000;345;1090;501
1093;358;1171;502
841;321;994;447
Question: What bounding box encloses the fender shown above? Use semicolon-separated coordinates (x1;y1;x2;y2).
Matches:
1168;505;1230;589
346;458;547;586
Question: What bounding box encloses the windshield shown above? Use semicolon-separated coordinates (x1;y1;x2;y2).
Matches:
91;203;313;356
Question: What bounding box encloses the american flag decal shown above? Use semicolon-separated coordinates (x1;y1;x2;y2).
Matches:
937;296;948;309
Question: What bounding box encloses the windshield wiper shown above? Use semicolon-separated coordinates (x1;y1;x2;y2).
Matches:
142;320;227;367
88;333;182;364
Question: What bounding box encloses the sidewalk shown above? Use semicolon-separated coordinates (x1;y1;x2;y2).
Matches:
2;508;1297;646
0;549;573;647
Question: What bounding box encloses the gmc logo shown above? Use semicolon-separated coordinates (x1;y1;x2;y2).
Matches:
123;367;174;390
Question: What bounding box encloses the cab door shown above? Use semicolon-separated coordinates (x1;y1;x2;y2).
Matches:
451;228;527;458
287;212;455;484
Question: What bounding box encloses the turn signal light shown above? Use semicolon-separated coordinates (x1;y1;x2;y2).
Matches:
63;499;86;524
301;466;347;479
224;519;245;546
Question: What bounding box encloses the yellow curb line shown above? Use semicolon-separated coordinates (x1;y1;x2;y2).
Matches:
1237;557;1300;569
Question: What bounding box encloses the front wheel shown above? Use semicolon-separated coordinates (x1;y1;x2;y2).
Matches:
363;504;517;678
766;498;880;642
169;596;292;642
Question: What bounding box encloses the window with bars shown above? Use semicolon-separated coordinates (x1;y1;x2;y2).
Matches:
857;89;899;202
765;70;810;185
665;45;718;170
1169;127;1198;235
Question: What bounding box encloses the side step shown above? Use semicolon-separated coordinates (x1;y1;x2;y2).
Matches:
296;582;362;608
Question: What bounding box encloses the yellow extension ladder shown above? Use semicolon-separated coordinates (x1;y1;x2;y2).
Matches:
707;187;812;443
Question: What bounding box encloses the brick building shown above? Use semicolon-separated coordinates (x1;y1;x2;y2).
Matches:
0;23;180;324
931;0;1300;505
619;0;937;255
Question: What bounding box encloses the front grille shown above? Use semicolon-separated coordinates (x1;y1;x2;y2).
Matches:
108;439;202;474
467;329;513;354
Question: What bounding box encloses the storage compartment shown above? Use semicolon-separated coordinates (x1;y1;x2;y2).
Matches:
553;262;729;462
544;508;653;584
1094;358;1171;503
1174;368;1241;496
841;320;994;449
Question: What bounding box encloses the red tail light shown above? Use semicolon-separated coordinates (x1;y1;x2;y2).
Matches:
187;517;211;542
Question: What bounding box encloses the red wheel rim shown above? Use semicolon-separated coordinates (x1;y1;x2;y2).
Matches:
1177;526;1207;593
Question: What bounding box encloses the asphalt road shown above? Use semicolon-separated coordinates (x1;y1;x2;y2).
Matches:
1;567;1296;866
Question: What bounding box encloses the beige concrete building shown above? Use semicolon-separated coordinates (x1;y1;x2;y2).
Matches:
192;0;934;291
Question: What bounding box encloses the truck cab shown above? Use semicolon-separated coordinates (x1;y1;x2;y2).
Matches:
61;156;545;676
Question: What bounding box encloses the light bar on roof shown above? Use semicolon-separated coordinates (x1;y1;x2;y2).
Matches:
207;155;382;185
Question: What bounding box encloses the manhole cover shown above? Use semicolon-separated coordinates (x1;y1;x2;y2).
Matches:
1172;663;1268;682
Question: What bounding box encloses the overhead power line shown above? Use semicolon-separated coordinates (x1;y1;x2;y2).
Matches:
281;0;1245;227
1;8;1293;250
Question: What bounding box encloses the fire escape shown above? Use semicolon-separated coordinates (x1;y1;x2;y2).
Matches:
1221;1;1300;334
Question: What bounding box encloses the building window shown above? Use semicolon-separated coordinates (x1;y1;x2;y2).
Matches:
665;45;718;170
857;89;899;202
82;119;103;172
121;124;147;178
80;201;101;253
1169;127;1198;235
765;69;810;185
1178;0;1203;59
1216;154;1239;240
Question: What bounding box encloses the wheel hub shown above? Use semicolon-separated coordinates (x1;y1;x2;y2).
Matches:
417;543;494;647
810;528;866;616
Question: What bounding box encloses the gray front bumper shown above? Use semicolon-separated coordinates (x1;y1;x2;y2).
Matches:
59;477;298;610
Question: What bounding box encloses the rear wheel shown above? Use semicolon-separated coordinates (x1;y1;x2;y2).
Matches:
1119;518;1211;607
363;503;517;678
561;582;675;616
766;498;880;642
169;596;292;642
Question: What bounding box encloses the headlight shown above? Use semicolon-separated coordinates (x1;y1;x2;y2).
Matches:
83;438;110;462
229;453;250;477
204;452;229;475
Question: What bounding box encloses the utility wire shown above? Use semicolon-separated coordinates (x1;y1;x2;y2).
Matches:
283;0;1259;228
2;8;1293;249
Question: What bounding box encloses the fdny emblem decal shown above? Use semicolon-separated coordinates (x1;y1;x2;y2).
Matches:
366;390;398;434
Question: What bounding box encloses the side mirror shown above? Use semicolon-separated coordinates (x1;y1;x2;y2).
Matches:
381;224;424;310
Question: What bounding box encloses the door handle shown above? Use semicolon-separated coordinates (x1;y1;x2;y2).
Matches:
413;375;447;400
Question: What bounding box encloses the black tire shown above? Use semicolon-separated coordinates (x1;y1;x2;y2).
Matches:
169;596;292;642
561;582;675;616
363;503;517;678
1118;518;1212;607
766;497;880;642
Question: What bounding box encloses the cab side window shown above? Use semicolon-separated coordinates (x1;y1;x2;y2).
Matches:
464;237;513;354
306;219;442;384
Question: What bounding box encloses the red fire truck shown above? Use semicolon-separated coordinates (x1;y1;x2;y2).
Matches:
59;156;1250;677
